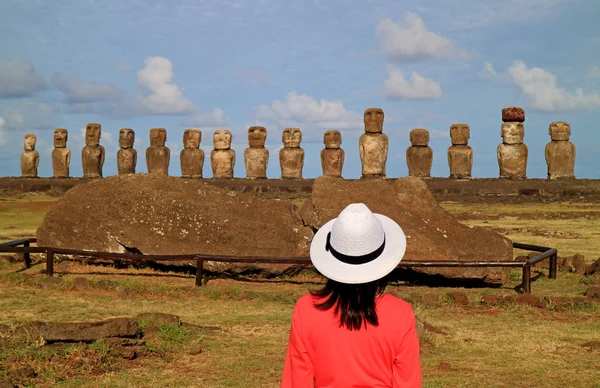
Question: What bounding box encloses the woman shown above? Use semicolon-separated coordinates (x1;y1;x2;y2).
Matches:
281;203;422;387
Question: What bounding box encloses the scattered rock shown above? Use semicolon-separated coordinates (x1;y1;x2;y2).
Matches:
585;258;600;276
439;362;452;371
514;294;548;308
105;338;145;347
481;295;501;306
581;341;600;351
13;318;139;343
116;287;130;299
135;312;180;326
40;276;63;288
73;277;88;290
111;346;137;360
55;261;70;272
301;176;514;285
584;286;600;299
422;294;439;307
188;345;203;355
446;292;469;306
560;254;586;274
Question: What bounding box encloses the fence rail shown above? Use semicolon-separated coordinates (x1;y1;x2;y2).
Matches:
0;237;557;293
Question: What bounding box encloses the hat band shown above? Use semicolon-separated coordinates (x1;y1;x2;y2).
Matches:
325;232;386;265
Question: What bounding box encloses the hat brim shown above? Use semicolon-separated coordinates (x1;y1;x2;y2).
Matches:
310;214;407;284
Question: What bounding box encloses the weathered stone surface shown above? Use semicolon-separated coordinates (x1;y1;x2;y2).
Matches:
36;174;313;274
245;126;269;179
82;123;105;179
585;286;600;299
450;124;470;146
446;292;469;306
180;129;204;178
146;128;170;175
52;129;70;178
585;258;600;276
13;318;138;343
448;146;472;179
211;130;235;178
280;128;304;179
502;106;525;122
498;144;528;179
20;134;39;178
407;130;433;178
321;130;344;177
300;176;514;284
360;108;387;177
117;128;137;175
546;122;575;180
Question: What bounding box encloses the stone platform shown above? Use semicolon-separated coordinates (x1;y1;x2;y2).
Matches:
2;176;600;202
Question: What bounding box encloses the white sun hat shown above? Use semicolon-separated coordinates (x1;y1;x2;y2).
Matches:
310;203;407;284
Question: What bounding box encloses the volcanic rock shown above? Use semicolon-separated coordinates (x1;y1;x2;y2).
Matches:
502;106;525;122
300;176;514;285
36;174;313;275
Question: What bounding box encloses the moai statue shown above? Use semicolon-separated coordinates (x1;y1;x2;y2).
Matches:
497;106;527;179
52;128;71;178
146;128;170;175
320;130;344;177
447;124;473;179
211;129;235;178
279;128;304;179
244;126;269;179
117;128;137;175
545;122;576;180
81;123;105;179
359;108;388;178
406;129;433;178
180;129;204;178
20;134;39;178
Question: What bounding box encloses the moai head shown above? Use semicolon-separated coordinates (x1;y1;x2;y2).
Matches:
213;129;232;150
183;129;201;149
248;126;267;147
501;122;525;145
85;123;101;146
410;129;430;146
450;124;470;145
323;130;342;149
54;128;68;148
23;134;36;151
119;128;135;149
549;121;571;141
282;128;302;148
150;128;167;147
364;108;384;133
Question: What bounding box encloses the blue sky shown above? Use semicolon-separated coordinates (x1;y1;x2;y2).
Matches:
1;0;599;179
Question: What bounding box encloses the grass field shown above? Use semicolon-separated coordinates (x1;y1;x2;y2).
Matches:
1;193;599;387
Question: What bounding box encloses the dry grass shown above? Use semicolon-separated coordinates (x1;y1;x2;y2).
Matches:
1;194;600;387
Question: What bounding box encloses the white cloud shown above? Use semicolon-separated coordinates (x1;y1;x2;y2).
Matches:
0;58;47;98
0;117;6;145
0;101;58;131
585;65;600;79
480;62;497;77
376;14;467;62
184;108;229;128
132;57;195;115
507;60;600;111
384;65;442;100
53;73;124;103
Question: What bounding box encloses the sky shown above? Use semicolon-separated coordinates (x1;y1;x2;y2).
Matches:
1;0;599;179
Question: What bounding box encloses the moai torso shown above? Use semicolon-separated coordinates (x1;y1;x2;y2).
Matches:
448;124;473;179
82;123;105;178
498;120;527;179
180;129;204;178
146;128;170;175
211;129;235;178
359;108;387;177
280;128;304;179
245;126;269;178
406;129;432;178
52;128;71;178
545;121;576;179
20;134;39;178
320;130;344;177
117;128;137;175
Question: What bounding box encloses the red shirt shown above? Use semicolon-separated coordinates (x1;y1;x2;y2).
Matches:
281;293;422;388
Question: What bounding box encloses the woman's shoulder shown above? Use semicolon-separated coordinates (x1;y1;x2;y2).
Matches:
378;293;416;314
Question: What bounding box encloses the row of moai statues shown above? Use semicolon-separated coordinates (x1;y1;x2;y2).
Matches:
20;106;576;180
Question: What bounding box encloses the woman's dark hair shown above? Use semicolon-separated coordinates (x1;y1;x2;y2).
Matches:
310;276;390;331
